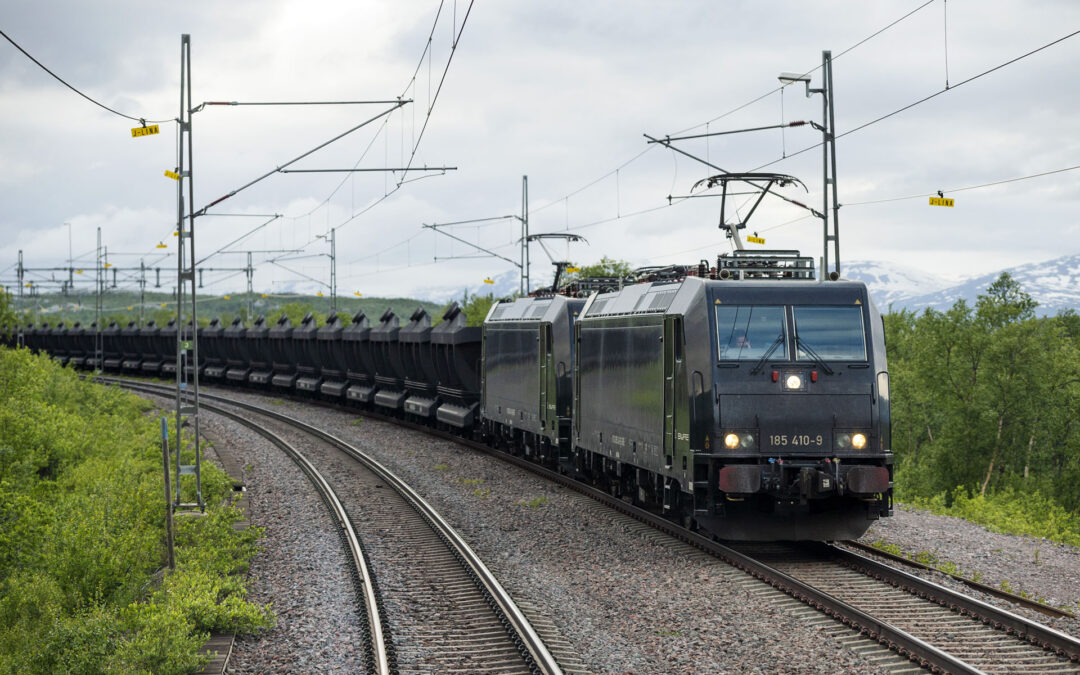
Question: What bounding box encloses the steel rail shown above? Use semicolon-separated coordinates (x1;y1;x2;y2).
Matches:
108;377;562;675
842;539;1076;619
321;403;981;673
108;381;392;675
821;542;1080;661
439;443;983;673
105;375;1080;673
204;403;390;674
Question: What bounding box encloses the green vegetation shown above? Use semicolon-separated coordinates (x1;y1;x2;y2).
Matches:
566;256;633;281
0;347;272;674
870;540;968;579
517;496;549;509
887;273;1080;545
0;289;15;328
7;289;443;329
458;290;497;327
906;488;1080;547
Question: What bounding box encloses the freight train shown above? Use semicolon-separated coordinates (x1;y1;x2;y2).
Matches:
3;250;893;541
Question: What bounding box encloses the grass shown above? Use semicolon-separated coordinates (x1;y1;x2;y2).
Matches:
903;488;1080;548
870;539;980;584
517;496;548;509
868;538;1058;609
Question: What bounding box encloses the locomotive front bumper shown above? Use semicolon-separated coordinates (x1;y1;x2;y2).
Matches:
716;461;890;498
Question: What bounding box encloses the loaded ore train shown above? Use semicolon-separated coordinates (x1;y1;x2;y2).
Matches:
4;250;893;541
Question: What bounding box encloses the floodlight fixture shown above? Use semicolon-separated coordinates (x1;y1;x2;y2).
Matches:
778;72;815;97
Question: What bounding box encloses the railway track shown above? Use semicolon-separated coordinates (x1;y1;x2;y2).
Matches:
105;378;563;675
842;539;1076;620
732;542;1080;674
303;394;1080;673
309;395;1079;673
108;375;1080;673
162;390;391;673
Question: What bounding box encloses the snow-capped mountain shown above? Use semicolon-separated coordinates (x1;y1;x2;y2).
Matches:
841;260;955;309
414;268;527;305
845;253;1080;316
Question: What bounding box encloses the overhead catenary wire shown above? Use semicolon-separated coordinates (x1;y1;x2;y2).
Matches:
257;0;474;271
172;0;458;277
0;28;173;124
844;163;1080;206
752;27;1080;173
399;0;474;180
666;0;936;138
525;0;936;221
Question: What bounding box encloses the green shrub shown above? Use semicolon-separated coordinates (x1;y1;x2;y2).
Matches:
906;487;1080;547
0;347;273;672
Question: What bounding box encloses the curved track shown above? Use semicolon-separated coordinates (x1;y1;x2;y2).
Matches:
107;378;563;675
166;393;390;674
329;397;1080;674
108;376;1080;673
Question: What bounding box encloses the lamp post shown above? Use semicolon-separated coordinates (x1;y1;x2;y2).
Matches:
779;50;841;278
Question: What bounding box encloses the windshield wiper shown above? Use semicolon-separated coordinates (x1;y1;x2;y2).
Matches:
750;332;785;374
795;337;834;375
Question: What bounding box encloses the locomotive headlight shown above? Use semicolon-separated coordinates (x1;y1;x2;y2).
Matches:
785;374;802;390
836;433;851;449
724;433;740;449
740;433;755;449
851;433;868;450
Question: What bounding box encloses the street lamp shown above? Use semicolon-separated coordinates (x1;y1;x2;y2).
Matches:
779;51;841;279
778;72;811;94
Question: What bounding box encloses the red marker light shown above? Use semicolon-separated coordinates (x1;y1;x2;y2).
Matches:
811;370;818;383
772;370;779;382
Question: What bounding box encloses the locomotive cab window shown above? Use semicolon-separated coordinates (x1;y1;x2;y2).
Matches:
715;305;786;361
792;306;867;361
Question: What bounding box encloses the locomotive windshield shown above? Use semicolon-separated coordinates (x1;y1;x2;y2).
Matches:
792;306;867;361
715;305;786;361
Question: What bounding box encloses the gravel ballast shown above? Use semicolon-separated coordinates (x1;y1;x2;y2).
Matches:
859;504;1080;636
199;414;370;674
183;387;1080;672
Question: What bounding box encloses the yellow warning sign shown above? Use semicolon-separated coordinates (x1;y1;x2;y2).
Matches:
929;197;954;207
566;267;580;273
131;124;160;138
483;278;494;284
747;235;766;245
164;170;180;181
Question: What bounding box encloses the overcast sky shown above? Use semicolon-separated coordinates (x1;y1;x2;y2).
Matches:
2;1;1078;302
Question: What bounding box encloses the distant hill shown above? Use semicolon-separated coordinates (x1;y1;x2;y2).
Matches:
845;253;1080;316
8;290;445;327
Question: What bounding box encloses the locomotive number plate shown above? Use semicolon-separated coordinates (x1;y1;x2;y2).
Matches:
768;433;825;448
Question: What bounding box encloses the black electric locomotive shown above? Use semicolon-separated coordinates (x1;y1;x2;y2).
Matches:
475;251;892;541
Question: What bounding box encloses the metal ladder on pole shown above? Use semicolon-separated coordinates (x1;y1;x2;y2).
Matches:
173;33;204;514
